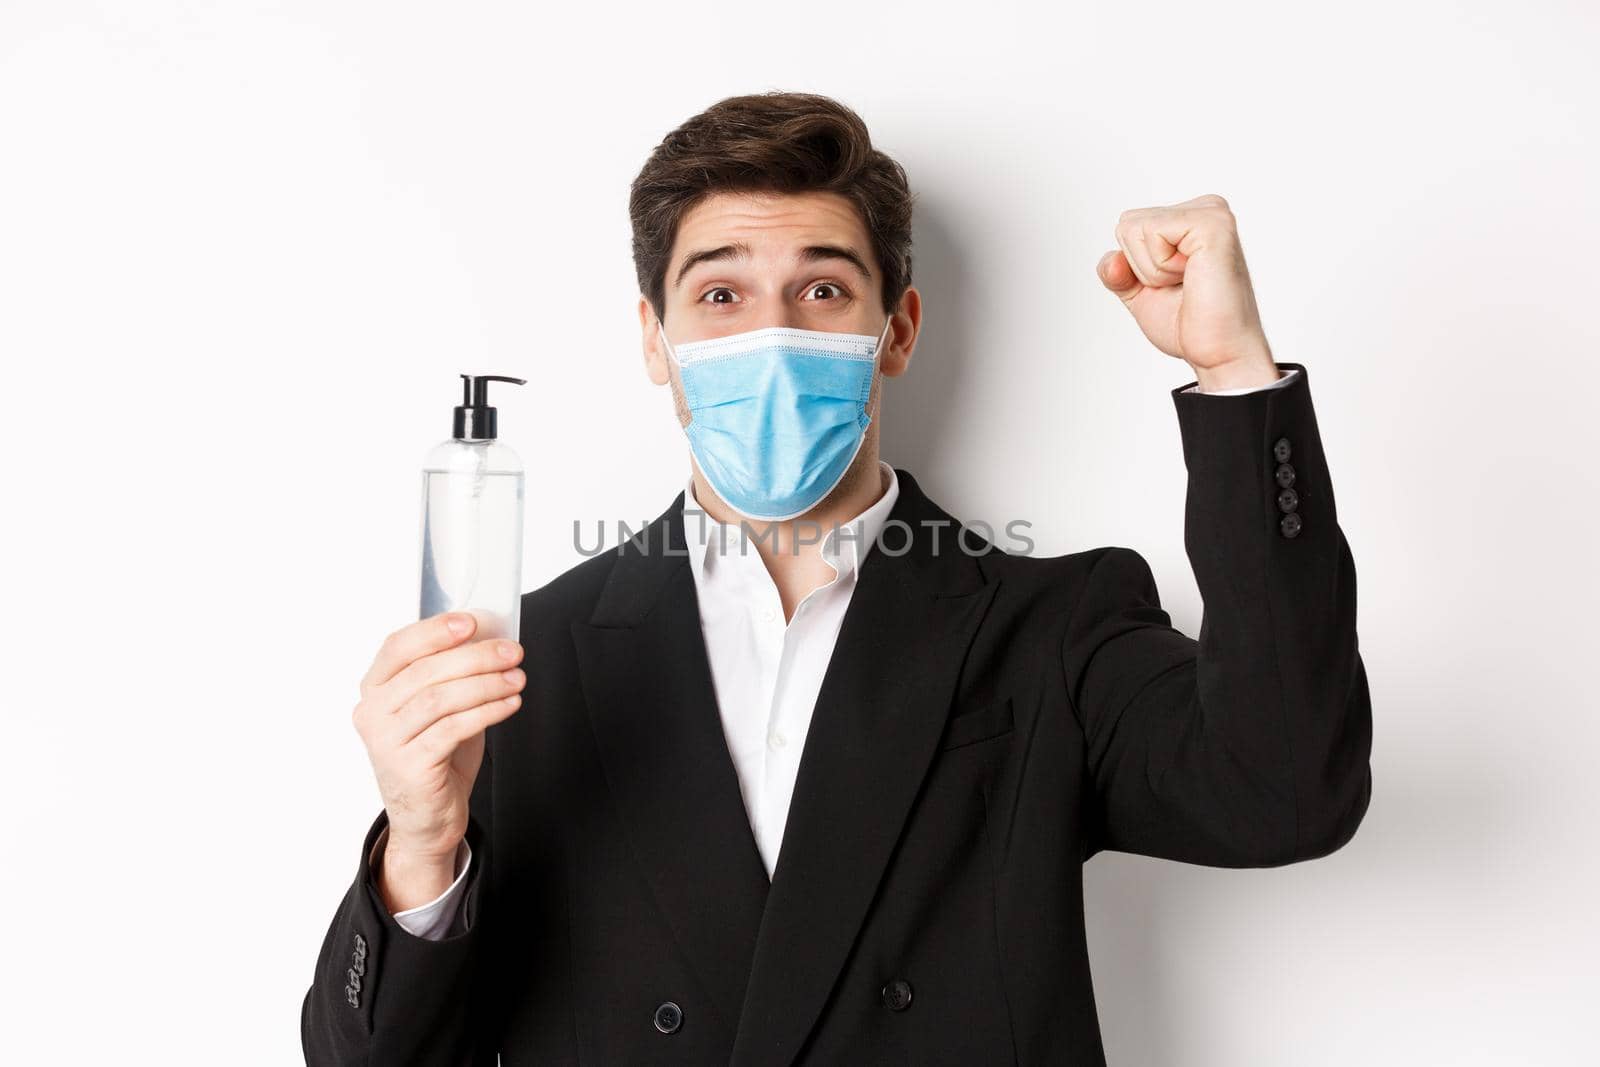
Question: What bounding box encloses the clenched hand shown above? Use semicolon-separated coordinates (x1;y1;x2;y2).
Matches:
1097;193;1281;393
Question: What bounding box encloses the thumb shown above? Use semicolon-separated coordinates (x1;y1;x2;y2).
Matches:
1096;249;1143;303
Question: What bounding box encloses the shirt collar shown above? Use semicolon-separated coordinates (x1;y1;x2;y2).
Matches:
682;462;900;586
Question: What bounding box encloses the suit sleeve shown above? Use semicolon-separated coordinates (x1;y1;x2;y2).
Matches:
300;739;499;1065
1061;362;1372;867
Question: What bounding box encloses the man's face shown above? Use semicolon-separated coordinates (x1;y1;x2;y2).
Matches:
639;189;918;426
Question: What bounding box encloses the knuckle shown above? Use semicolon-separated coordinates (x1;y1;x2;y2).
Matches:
413;719;447;758
417;685;446;718
426;717;461;755
409;731;440;765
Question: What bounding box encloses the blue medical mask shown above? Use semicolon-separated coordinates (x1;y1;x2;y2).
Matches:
658;317;893;522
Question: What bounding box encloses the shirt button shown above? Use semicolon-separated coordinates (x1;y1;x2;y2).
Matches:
759;606;777;623
768;732;787;750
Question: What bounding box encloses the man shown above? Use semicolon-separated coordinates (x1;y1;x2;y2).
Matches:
302;92;1372;1065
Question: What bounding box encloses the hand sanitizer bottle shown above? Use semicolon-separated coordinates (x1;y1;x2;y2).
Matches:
419;374;527;642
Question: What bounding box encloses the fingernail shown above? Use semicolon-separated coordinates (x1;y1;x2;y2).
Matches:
447;615;472;635
502;668;525;684
499;641;520;660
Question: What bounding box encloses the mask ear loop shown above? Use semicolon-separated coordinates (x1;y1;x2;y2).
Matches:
657;319;698;425
657;320;679;367
863;315;894;423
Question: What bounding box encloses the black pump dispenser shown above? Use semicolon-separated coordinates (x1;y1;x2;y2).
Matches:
452;374;526;440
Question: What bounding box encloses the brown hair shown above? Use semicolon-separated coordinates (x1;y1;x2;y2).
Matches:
629;91;915;321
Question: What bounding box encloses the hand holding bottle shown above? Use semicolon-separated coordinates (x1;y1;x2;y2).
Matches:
351;611;525;912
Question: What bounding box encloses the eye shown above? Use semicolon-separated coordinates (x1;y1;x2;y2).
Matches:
804;282;846;301
698;287;739;305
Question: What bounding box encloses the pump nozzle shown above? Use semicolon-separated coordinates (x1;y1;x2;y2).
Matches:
453;374;526;440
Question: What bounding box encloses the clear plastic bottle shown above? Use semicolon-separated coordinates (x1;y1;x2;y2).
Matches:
419;374;526;643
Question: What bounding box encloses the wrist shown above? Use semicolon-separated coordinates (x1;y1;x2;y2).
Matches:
1192;353;1280;393
375;840;461;914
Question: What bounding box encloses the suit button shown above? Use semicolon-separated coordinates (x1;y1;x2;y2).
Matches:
1280;512;1303;538
653;1001;683;1034
353;932;367;958
1273;437;1292;463
1277;487;1299;513
881;978;913;1011
1275;462;1296;488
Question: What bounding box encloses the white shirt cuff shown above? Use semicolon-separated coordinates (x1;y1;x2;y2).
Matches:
1183;366;1300;396
368;824;473;940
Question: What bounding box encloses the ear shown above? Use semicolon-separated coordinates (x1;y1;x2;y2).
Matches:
878;286;922;379
639;296;670;386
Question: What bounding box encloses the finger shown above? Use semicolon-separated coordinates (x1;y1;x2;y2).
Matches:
1149;198;1235;262
363;612;476;693
411;692;525;764
1126;214;1190;287
1113;228;1152;286
384;636;524;714
1114;227;1159;287
1143;223;1189;280
394;666;526;743
1096;249;1143;302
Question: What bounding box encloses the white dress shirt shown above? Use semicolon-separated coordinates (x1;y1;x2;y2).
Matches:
681;460;902;879
376;368;1299;939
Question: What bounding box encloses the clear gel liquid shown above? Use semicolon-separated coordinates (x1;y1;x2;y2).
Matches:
419;466;524;642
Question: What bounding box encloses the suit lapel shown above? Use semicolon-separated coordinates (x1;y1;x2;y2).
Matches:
729;470;1001;1066
571;498;771;1035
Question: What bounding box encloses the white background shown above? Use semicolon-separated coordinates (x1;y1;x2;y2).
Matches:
3;2;1596;1063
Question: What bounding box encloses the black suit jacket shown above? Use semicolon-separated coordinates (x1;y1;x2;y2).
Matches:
302;362;1372;1065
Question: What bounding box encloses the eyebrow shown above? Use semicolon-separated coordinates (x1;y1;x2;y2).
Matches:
671;241;874;290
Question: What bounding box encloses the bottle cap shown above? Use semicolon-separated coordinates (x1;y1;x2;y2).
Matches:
453;374;526;440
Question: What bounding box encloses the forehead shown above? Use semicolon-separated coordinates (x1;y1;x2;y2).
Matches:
670;190;871;264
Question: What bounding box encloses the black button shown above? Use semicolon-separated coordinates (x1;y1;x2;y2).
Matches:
654;1001;683;1034
1277;488;1299;513
345;985;360;1009
881;978;914;1012
353;932;367;957
1280;513;1303;538
1273;437;1292;463
1275;462;1296;488
350;953;366;977
346;968;362;993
